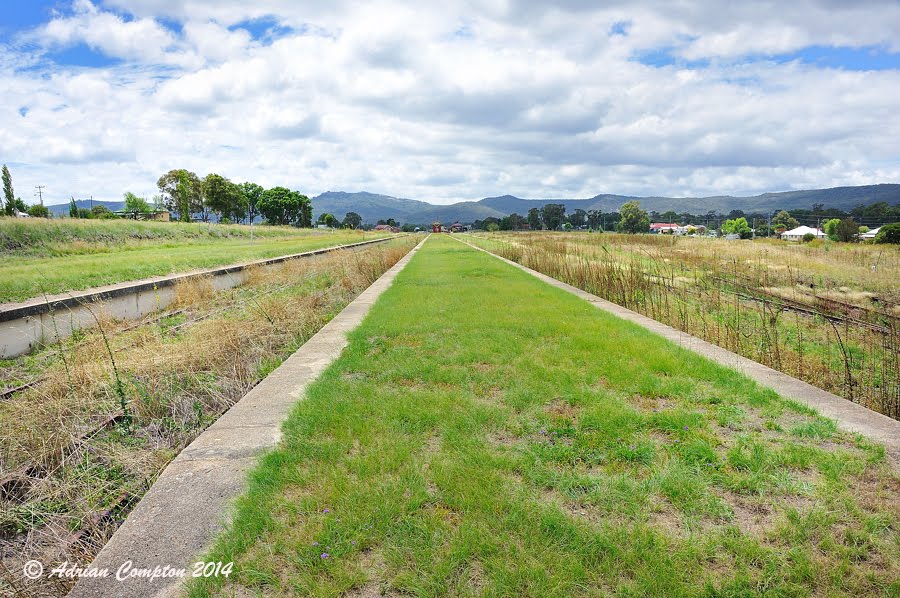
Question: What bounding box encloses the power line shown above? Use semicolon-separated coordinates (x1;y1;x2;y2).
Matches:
34;185;46;205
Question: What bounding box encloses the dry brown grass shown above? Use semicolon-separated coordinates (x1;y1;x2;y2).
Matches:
0;238;416;597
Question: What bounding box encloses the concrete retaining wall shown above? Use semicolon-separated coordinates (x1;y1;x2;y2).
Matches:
0;237;393;358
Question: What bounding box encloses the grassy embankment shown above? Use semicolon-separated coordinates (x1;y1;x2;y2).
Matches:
0;218;392;303
0;238;417;597
192;236;898;596
468;232;900;420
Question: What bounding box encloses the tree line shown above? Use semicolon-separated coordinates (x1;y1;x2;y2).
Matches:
472;199;900;241
156;169;312;227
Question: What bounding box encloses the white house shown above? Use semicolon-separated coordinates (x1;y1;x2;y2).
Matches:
860;227;881;241
781;225;825;241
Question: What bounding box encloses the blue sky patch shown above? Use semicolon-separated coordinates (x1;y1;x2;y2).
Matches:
45;42;122;68
773;45;900;71
231;16;296;44
633;43;900;72
610;21;631;36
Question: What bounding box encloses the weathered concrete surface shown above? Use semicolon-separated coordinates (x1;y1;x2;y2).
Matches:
0;236;395;358
457;237;900;463
68;237;425;598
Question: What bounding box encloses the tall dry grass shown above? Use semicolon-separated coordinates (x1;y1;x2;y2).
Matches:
0;239;416;596
479;233;900;420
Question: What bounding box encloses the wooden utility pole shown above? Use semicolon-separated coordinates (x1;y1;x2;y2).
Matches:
34;185;46;205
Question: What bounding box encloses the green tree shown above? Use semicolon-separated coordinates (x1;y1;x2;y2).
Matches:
27;204;49;218
124;192;151;216
617;201;650;234
586;209;602;230
771;210;799;232
2;165;14;216
874;223;900;244
91;205;115;219
342;211;362;229
541;203;566;230
722;217;752;239
69;197;78;218
499;213;526;230
202;174;243;222
157;169;201;222
239;182;265;224
485;222;500;232
257;187;312;226
823;218;841;240
569;209;587;228
317;212;338;228
527;207;542;230
835;217;860;242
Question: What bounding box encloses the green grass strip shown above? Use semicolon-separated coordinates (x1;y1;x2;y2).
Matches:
191;235;898;597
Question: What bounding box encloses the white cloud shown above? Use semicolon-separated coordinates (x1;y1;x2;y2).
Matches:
1;0;899;208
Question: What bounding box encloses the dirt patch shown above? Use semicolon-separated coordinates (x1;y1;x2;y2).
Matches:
344;549;402;598
486;428;519;448
648;503;687;539
850;467;900;517
719;491;773;538
630;394;674;412
545;398;578;422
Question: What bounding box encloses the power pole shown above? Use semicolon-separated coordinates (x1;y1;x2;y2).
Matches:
34;185;46;205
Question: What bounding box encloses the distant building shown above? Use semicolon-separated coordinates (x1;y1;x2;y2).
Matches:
860;227;881;241
373;224;400;233
432;222;443;233
781;225;825;241
650;222;679;234
449;222;465;233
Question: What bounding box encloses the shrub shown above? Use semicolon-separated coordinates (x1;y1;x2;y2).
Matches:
27;204;50;218
875;222;900;244
802;233;815;243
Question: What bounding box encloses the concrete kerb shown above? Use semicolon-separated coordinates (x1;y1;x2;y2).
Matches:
67;236;428;598
454;236;900;464
0;235;399;359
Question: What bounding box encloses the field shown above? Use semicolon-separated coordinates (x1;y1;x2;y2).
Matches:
467;232;900;420
0;218;392;303
0;237;418;596
191;236;898;596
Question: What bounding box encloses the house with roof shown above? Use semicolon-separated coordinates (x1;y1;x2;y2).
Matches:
650;222;679;234
860;227;881;241
781;225;825;241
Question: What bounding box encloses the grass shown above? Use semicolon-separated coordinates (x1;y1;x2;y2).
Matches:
0;238;417;597
0;218;391;302
468;232;900;419
191;236;899;597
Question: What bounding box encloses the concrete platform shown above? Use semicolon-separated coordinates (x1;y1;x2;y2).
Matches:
0;236;395;358
456;236;900;464
67;237;425;598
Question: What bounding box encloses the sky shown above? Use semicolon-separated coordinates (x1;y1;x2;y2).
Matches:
1;0;899;206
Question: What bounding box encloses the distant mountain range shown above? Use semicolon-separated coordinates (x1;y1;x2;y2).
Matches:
48;184;899;225
312;184;900;224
